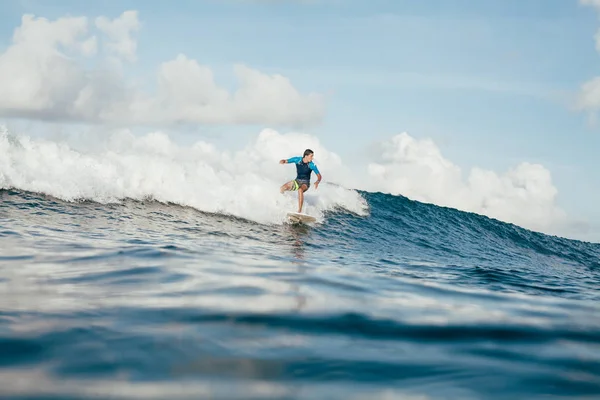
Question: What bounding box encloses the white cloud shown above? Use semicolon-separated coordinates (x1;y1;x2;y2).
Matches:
95;10;140;63
125;55;324;126
0;11;325;126
0;14;93;116
363;132;571;235
229;64;325;125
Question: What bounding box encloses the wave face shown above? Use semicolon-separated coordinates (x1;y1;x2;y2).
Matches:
1;131;600;399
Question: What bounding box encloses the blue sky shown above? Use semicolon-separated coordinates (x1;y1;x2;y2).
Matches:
1;0;600;239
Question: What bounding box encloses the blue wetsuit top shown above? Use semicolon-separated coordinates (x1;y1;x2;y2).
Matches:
287;156;320;183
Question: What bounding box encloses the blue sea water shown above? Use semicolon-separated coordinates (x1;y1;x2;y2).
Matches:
1;187;600;400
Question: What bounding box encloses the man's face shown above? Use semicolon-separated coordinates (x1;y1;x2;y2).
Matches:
304;153;314;162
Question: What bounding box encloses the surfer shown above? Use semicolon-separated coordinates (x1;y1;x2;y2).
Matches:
279;149;322;213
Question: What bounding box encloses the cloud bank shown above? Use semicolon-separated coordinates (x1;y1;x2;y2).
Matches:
0;11;325;127
363;133;570;236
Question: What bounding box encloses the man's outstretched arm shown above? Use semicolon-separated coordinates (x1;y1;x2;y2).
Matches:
280;156;301;164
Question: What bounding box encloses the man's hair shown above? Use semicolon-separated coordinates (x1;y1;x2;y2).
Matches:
303;149;314;157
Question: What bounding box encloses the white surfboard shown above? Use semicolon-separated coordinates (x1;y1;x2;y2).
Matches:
287;212;316;223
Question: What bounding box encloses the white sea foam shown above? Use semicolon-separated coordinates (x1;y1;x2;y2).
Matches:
0;126;369;224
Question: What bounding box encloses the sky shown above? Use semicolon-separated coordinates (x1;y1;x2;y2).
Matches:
1;0;600;242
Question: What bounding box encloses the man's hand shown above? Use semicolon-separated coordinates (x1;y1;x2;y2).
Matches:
279;159;286;164
314;181;320;189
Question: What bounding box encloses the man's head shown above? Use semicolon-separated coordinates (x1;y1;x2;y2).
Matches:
302;149;314;162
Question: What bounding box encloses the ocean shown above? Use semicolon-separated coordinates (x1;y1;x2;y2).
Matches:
1;130;600;399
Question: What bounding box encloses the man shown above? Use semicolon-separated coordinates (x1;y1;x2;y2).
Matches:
279;149;322;213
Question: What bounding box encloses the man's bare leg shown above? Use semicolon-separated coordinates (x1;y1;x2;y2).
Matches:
280;181;293;194
297;185;308;212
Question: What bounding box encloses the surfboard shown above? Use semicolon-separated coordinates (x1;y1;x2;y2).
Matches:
287;212;316;223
